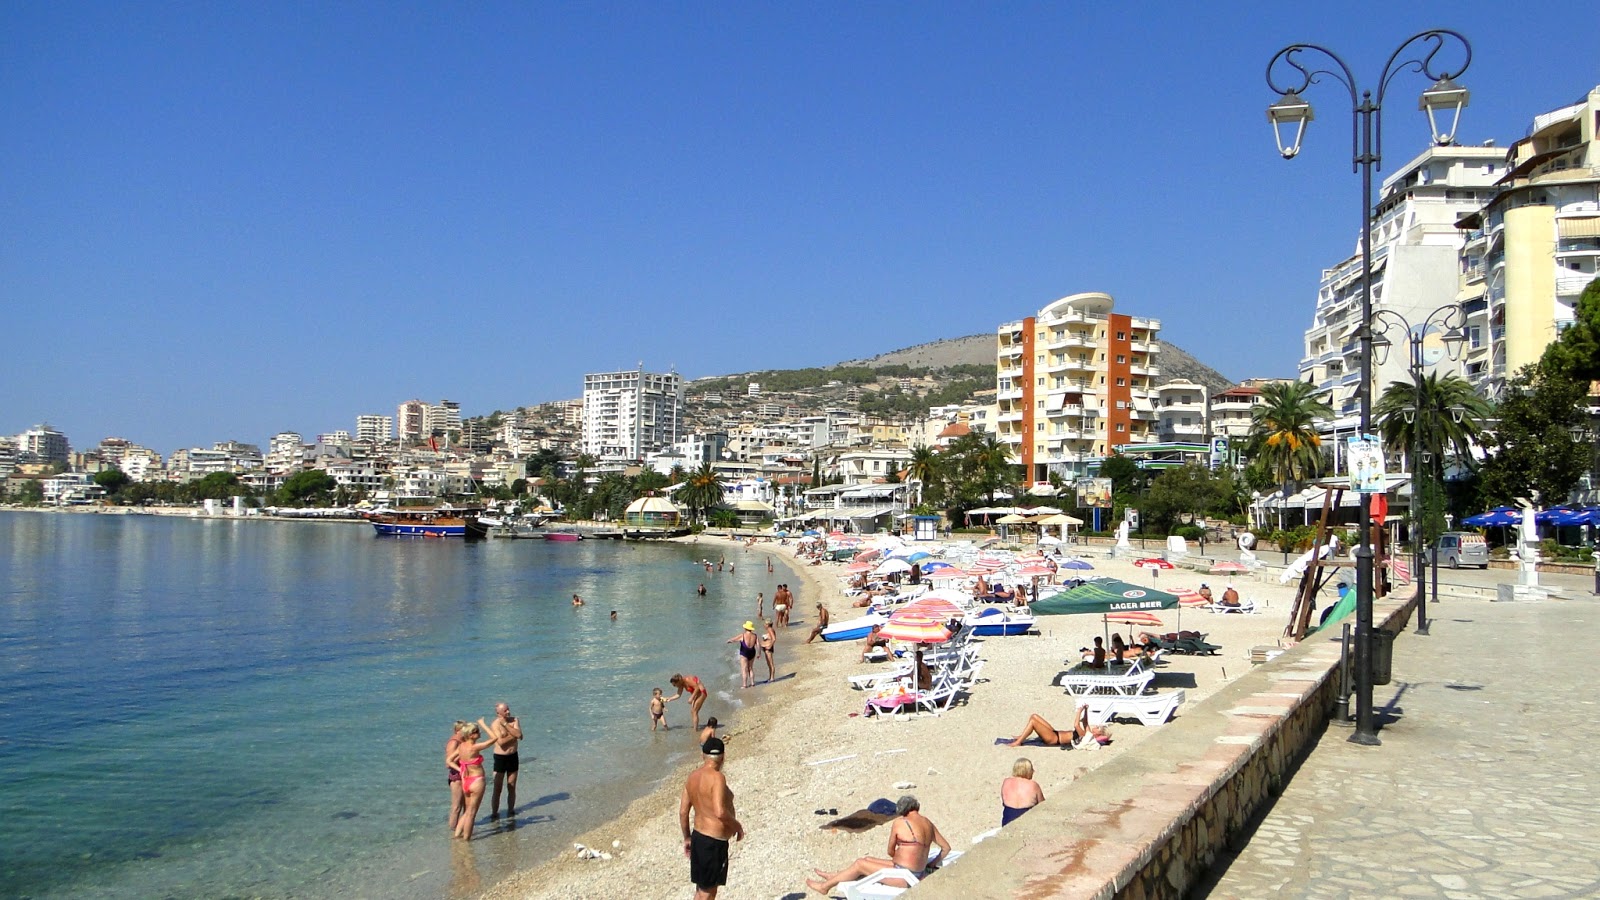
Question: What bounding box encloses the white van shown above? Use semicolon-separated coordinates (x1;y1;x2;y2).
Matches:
1429;532;1489;569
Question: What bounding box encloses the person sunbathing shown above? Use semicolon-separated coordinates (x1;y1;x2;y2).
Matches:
806;795;951;896
859;625;891;662
1006;706;1107;748
1220;584;1241;607
1078;636;1107;668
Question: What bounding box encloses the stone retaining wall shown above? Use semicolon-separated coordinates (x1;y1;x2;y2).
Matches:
924;593;1416;899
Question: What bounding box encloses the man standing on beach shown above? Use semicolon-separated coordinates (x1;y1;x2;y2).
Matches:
680;737;743;900
488;702;523;819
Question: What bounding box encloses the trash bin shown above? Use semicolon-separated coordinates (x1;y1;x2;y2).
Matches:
1370;629;1396;686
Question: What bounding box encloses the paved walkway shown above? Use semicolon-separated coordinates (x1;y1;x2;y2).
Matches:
1197;592;1600;899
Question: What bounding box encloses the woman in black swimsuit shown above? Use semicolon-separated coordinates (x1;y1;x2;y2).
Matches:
727;621;759;688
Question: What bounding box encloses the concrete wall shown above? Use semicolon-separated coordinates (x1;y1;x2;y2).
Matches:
924;594;1415;898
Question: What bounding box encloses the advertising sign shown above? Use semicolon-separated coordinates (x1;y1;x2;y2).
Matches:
1209;437;1229;470
1346;434;1387;494
1075;477;1114;509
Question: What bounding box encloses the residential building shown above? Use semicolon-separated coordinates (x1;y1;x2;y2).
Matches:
1154;380;1209;443
1300;144;1507;428
1208;380;1282;444
18;424;70;465
581;368;686;462
997;292;1162;482
397;400;428;445
356;414;393;444
426;400;461;437
266;432;305;473
0;438;16;478
1457;85;1600;397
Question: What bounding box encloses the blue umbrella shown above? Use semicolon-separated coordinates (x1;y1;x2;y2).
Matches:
1061;558;1095;571
1537;507;1588;526
1461;506;1520;527
920;560;955;572
905;551;933;563
802;529;820;537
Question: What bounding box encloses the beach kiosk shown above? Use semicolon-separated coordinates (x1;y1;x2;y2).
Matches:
622;494;685;535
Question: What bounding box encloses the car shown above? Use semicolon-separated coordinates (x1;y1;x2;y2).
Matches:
1428;532;1489;569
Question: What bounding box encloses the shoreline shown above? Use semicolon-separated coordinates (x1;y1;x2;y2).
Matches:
481;537;1298;899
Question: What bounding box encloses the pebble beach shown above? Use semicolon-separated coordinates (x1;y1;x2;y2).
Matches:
478;533;1301;900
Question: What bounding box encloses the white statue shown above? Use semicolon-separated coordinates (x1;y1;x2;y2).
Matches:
1517;497;1541;587
1114;520;1132;553
1237;531;1258;566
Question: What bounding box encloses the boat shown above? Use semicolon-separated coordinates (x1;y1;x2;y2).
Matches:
819;612;889;642
368;506;489;539
965;606;1036;636
542;528;581;542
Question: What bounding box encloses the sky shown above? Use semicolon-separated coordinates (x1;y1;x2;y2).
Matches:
3;2;1595;455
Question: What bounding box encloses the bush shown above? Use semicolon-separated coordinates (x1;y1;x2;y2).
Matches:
1173;525;1204;541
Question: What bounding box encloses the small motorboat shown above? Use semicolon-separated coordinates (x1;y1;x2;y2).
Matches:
965;606;1035;636
819;612;888;643
543;529;581;542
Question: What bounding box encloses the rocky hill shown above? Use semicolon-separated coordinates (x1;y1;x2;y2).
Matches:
838;334;1238;396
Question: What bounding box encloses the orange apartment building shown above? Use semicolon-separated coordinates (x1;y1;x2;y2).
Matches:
996;292;1162;484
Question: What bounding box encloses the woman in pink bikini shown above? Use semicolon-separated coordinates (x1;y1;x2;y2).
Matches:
451;720;499;840
668;673;710;729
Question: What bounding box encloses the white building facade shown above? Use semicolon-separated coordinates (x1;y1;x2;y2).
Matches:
581;369;686;463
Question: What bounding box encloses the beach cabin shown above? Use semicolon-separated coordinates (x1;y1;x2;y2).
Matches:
623;495;683;530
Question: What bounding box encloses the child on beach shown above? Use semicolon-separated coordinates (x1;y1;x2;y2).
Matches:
699;717;721;745
650;688;670;731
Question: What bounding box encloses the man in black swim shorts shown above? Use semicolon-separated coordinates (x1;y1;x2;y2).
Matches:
680;737;743;899
488;702;523;819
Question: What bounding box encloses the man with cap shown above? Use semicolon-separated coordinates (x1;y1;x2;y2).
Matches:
727;621;759;689
680;737;743;899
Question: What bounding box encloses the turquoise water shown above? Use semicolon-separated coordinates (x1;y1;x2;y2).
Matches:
0;512;776;898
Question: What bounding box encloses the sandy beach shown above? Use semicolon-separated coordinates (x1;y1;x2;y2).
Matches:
478;534;1297;900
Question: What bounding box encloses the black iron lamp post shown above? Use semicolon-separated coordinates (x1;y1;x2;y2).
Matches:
1372;306;1469;638
1265;30;1472;746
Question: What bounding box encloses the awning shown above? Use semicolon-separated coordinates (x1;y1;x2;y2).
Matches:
1558;217;1600;238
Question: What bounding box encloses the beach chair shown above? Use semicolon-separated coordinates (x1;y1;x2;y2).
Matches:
1209;598;1257;614
1175;637;1222;655
838;851;964;900
1060;662;1154;697
1083;689;1186;726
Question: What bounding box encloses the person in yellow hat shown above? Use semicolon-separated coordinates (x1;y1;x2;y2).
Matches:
726;621;759;688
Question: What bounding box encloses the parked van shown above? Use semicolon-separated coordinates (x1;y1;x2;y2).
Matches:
1429;532;1489;569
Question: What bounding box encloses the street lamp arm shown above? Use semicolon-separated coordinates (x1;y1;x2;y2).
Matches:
1267;43;1359;105
1374;30;1472;163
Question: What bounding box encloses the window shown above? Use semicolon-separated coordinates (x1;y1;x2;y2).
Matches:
1117;331;1126;341
1116;355;1126;364
1116;423;1126;432
1116;377;1126;386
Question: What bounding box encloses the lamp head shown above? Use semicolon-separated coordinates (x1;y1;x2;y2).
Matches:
1420;77;1469;146
1268;91;1314;159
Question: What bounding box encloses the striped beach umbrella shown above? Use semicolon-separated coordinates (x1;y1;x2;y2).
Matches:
1210;561;1248;574
899;597;964;620
879;613;952;644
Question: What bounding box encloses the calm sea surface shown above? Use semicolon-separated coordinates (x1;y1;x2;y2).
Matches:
0;511;776;898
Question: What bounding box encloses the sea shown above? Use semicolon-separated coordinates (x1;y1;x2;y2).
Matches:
0;510;779;898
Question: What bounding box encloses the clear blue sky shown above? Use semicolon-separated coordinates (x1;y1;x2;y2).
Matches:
2;2;1593;454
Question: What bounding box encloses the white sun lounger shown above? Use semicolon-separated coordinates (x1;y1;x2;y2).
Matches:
1060;664;1154;697
839;851;964;900
1082;689;1186;726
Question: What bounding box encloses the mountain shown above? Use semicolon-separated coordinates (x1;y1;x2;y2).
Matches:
837;334;1239;396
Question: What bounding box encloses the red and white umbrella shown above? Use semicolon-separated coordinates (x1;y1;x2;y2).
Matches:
1134;558;1175;570
899;597;964;620
1174;588;1209;607
879;613;952;644
1105;611;1164;627
1210;560;1248;574
854;549;883;563
1016;565;1055;578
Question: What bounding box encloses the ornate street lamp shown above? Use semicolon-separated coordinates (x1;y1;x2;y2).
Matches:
1372;306;1469;638
1265;30;1472;746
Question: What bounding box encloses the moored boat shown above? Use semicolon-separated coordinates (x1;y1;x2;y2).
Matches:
542;528;581;542
368;506;489;539
965;606;1036;636
819;612;889;642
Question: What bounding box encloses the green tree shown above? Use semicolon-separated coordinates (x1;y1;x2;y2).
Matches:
94;467;131;497
947;431;1017;506
1477;361;1589;506
12;480;45;505
907;445;945;508
1139;464;1223;534
676;463;725;523
1375;371;1491;545
184;472;251;502
1248;381;1334;493
1097;451;1147;497
1543;277;1600;383
276;469;336;506
633;468;670;495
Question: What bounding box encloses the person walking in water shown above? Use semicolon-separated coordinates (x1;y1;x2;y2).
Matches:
759;618;777;683
668;673;709;729
680;737;743;900
727;622;759;688
487;702;522;820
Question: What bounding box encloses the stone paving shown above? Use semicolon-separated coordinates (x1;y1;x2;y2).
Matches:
1197;593;1600;899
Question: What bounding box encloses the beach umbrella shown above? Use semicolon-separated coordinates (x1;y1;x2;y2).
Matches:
1061;558;1094;571
1173;588;1209;607
845;562;874;573
1133;558;1175;569
904;551;933;563
1038;535;1063;545
924;567;970;580
874;558;913;576
1016;565;1055;578
1031;580;1180;616
853;548;883;562
899;597;964;620
802;529;820;537
1105;610;1165;643
920;560;955;573
878;613;952;644
1461;506;1520;527
1210;560;1248;574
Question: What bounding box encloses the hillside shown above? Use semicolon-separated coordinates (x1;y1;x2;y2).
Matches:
838;334;1239;397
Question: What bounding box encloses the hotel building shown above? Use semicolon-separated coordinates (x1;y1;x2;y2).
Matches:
1299;144;1506;430
1456;86;1600;397
581;368;686;462
996;292;1162;483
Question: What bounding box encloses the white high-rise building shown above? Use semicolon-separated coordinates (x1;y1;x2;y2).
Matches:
397;400;428;445
356;415;394;443
1299;144;1507;431
19;424;70;465
581;369;686;462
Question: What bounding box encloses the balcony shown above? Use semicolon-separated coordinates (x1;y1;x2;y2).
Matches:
998;409;1023;423
998;387;1023;402
1130;364;1160;378
1131;340;1160;353
1557;270;1597;294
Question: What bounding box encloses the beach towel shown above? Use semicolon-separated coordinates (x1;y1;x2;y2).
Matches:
821;798;898;833
994;737;1052;747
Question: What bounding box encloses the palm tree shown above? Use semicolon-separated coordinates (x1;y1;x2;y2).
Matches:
1375;371;1491;544
950;431;1016;505
907;445;944;509
677;463;725;523
1248;381;1334;493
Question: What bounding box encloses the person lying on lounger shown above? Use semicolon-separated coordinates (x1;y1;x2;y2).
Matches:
1005;706;1107;748
805;795;951;896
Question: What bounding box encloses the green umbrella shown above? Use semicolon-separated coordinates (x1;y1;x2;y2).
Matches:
1031;579;1181;615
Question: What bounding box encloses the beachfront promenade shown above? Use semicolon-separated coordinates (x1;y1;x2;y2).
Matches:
1197;592;1600;898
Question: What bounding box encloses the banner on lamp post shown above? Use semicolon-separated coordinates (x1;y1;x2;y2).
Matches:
1346;434;1386;494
